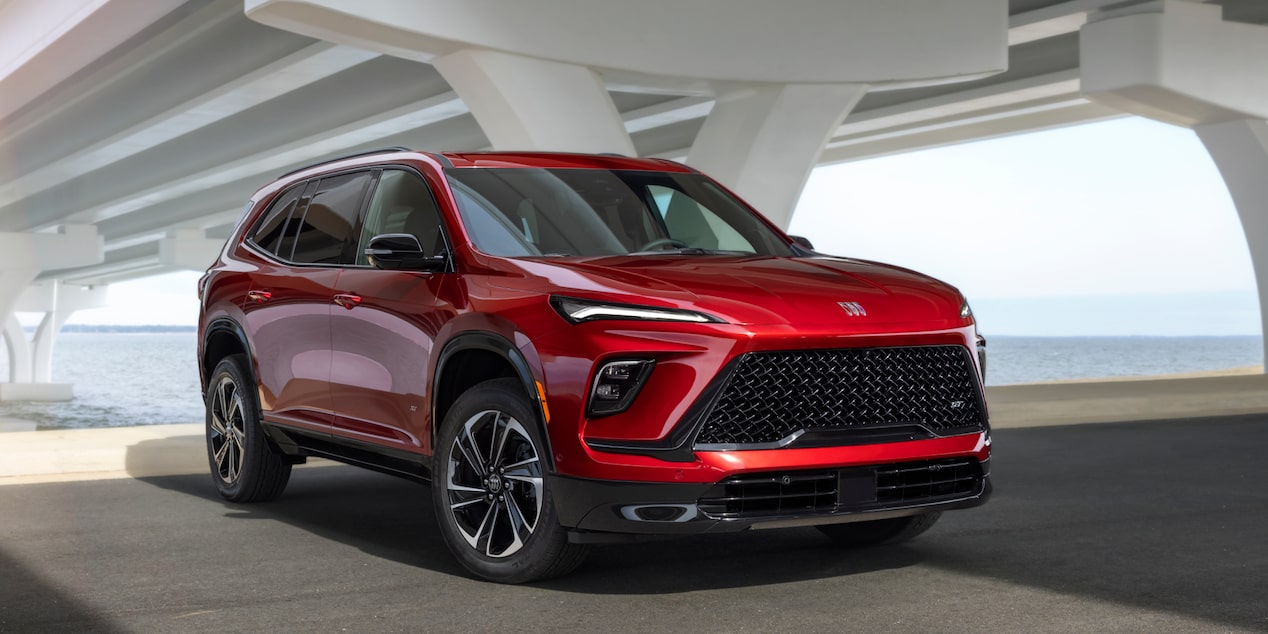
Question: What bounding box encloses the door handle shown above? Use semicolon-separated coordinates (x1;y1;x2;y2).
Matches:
246;290;272;304
333;293;362;309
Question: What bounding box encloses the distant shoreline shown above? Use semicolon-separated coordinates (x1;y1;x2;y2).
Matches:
52;325;197;334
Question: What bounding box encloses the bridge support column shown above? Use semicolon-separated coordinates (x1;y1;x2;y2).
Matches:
0;226;103;400
686;83;867;229
1195;120;1268;364
433;49;635;155
1081;0;1268;367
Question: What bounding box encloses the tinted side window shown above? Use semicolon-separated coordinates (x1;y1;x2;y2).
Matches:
356;170;445;265
248;185;303;256
291;172;372;265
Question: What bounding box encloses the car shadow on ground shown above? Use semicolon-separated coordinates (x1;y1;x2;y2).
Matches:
122;417;1268;629
127;436;925;592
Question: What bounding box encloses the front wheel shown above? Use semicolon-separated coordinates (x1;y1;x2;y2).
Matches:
817;512;942;546
205;355;291;502
432;378;588;583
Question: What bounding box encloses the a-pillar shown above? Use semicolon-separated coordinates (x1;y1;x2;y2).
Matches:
432;49;635;154
0;225;104;400
686;84;867;230
1080;0;1268;366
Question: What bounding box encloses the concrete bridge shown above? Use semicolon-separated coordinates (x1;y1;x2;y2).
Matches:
2;0;1266;399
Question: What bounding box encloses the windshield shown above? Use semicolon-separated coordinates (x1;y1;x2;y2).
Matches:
444;168;793;257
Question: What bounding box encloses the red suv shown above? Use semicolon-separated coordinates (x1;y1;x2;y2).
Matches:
198;148;991;583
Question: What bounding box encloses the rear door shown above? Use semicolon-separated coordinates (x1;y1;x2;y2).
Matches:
242;172;372;437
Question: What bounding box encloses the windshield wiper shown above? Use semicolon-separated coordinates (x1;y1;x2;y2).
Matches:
627;248;751;256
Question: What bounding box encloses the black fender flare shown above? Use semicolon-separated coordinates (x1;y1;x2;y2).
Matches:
201;318;255;392
432;331;555;471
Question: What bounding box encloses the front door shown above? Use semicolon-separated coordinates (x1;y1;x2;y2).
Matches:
330;168;457;456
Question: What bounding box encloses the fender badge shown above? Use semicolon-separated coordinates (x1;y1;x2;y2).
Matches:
838;301;867;317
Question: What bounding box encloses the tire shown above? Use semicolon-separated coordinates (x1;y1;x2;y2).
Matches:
205;354;291;502
817;512;942;546
432;378;589;583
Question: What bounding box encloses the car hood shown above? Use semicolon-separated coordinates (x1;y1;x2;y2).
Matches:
505;255;968;329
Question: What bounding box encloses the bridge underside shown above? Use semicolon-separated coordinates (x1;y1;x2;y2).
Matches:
1;0;1266;398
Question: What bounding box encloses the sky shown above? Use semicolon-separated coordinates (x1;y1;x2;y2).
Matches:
48;116;1261;336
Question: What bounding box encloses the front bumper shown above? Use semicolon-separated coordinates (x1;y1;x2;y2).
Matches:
551;457;991;542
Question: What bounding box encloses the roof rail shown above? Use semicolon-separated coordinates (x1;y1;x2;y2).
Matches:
425;151;454;169
277;146;412;178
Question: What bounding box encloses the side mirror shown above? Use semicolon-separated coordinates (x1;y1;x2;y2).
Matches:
365;233;446;271
790;235;815;250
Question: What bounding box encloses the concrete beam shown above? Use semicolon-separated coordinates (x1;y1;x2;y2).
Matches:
0;0;185;123
159;229;226;272
0;42;378;210
246;0;1006;86
41;93;466;229
1081;0;1268;126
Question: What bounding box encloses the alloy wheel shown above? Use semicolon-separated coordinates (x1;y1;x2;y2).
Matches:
445;409;544;558
208;375;247;485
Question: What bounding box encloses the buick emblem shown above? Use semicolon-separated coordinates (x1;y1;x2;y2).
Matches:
838;301;867;317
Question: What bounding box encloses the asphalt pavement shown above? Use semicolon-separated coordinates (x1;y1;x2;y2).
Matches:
2;415;1267;632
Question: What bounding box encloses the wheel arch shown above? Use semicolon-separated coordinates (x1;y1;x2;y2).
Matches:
201;318;253;393
433;331;555;471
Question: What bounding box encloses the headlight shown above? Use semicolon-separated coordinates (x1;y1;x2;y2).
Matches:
551;296;723;324
960;300;972;319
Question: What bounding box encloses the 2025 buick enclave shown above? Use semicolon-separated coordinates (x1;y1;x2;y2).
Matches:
197;148;991;583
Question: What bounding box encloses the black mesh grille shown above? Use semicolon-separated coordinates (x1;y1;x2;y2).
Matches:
697;458;983;520
696;472;837;519
877;458;981;503
696;345;984;447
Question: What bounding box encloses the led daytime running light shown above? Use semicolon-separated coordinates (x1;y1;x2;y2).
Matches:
552;296;720;324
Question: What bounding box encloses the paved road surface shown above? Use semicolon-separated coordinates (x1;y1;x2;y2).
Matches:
2;416;1266;632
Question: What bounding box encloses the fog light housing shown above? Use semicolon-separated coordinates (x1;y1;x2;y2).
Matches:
588;359;655;416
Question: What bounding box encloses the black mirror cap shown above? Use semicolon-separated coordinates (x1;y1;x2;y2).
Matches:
365;233;446;271
790;235;816;253
786;235;816;249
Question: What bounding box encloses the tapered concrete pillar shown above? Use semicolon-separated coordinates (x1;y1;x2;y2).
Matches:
432;49;634;154
1081;0;1268;366
687;83;867;229
1194;120;1268;363
29;282;109;383
3;314;32;384
0;225;103;400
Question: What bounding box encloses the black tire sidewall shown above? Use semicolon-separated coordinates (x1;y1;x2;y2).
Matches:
205;355;285;501
431;378;570;583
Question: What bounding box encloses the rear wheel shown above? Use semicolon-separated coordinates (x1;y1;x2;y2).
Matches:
817;512;942;546
432;378;588;583
205;355;291;502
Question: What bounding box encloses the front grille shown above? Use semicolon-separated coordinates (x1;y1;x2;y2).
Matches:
698;458;983;520
695;345;984;447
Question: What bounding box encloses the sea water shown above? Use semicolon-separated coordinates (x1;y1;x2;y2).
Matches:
0;332;1262;430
